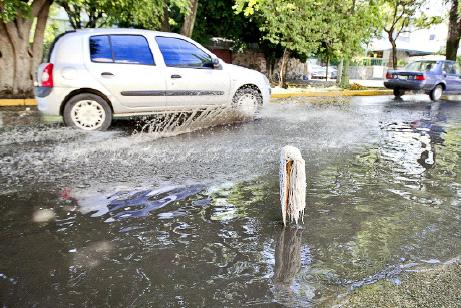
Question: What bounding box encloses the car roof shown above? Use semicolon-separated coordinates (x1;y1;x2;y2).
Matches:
73;28;189;39
411;59;454;63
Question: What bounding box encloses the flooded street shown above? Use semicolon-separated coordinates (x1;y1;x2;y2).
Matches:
1;96;460;307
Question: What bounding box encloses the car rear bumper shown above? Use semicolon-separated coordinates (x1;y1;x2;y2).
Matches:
384;80;430;91
35;87;71;116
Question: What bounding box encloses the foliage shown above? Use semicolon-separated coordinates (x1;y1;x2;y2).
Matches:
234;0;323;57
54;0;189;30
316;0;382;68
192;0;262;49
0;0;30;22
350;82;367;90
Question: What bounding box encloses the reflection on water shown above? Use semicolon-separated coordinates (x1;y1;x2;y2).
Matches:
1;99;461;306
104;184;205;222
379;102;447;175
272;227;313;307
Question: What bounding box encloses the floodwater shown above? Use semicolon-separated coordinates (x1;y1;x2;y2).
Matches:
0;96;460;307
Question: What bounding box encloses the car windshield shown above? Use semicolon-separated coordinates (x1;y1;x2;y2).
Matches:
405;61;437;72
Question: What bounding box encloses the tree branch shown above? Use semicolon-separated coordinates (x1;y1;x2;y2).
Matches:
31;0;51;64
31;0;50;17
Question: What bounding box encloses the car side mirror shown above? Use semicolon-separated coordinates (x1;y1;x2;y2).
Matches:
212;57;222;69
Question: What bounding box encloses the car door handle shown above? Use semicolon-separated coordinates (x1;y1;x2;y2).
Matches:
171;74;182;79
101;72;114;77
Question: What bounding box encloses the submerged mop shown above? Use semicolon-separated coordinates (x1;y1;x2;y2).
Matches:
279;146;306;226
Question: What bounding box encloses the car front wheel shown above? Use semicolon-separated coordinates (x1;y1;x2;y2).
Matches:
232;87;263;118
429;85;443;101
63;93;112;131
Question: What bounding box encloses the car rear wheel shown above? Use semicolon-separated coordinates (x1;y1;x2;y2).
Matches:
232;87;263;118
429;85;443;101
63;93;112;131
393;88;405;97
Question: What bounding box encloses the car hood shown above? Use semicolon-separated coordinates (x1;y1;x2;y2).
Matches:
226;63;261;75
224;63;268;85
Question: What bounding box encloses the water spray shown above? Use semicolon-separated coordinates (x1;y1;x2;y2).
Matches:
279;146;306;226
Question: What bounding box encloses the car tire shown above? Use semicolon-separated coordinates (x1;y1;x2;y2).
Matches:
232;87;263;119
393;88;405;97
429;84;443;101
63;93;112;131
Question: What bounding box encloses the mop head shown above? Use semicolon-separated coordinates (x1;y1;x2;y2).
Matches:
279;146;306;226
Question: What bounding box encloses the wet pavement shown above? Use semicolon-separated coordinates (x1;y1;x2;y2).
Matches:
1;95;460;307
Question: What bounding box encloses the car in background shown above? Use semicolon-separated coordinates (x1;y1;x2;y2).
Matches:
384;60;461;101
309;64;337;79
35;28;270;131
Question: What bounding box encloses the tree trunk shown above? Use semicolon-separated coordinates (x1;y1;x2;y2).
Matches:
180;0;199;37
279;48;290;88
391;40;397;69
325;56;329;82
266;54;274;82
0;0;51;97
446;0;461;61
336;59;343;85
339;58;350;89
161;2;171;32
386;30;398;69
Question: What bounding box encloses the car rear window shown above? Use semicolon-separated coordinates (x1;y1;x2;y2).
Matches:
156;36;212;68
89;35;154;65
405;61;437;72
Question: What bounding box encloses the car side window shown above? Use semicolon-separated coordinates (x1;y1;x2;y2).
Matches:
111;35;154;65
89;35;155;65
443;62;457;75
453;63;461;75
156;36;212;68
89;35;113;63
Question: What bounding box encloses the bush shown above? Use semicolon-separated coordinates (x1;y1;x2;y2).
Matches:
349;83;367;90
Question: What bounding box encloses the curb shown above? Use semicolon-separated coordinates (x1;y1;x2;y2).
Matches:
0;90;392;107
0;99;37;106
271;89;392;99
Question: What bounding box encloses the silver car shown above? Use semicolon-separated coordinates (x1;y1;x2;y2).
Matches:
35;28;271;130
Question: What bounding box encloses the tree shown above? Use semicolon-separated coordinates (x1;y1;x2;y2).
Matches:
235;0;322;87
180;0;198;37
382;0;442;69
193;0;262;46
0;0;52;97
56;0;188;30
446;0;461;60
311;0;382;87
337;0;382;87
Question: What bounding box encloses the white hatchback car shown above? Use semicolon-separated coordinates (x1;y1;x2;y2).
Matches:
35;28;271;130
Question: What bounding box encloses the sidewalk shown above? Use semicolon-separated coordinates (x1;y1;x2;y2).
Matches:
350;79;385;88
271;81;391;98
0;99;37;107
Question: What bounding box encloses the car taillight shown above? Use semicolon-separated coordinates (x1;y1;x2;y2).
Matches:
415;75;425;81
40;63;54;87
385;72;393;79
